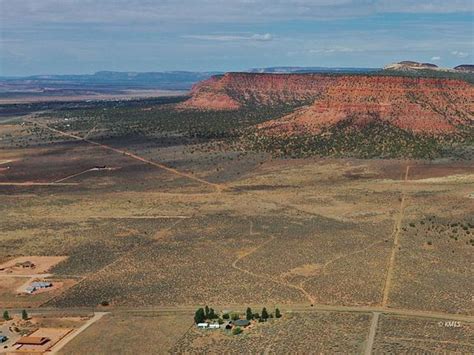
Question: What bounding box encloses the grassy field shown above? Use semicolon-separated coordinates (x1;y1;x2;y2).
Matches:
57;312;193;355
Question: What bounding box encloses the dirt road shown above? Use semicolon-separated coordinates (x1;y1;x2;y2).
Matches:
364;312;380;355
9;304;474;323
231;234;316;304
26;120;223;192
381;165;410;307
0;182;78;186
49;312;108;354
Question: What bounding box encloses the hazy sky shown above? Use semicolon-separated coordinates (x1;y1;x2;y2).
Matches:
1;0;473;76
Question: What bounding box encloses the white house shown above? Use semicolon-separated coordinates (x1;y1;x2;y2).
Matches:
197;323;208;329
31;281;52;289
209;323;220;329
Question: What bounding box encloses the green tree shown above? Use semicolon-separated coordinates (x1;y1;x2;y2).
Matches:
194;308;205;324
246;307;253;320
209;308;217;319
231;313;240;321
261;307;269;320
3;311;10;321
222;313;230;320
22;310;28;320
275;308;282;318
205;305;210;319
232;327;243;335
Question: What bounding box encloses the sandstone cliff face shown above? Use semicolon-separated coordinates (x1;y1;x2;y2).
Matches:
183;73;474;136
181;73;335;109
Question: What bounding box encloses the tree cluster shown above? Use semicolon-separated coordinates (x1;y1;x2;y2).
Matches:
194;305;283;325
245;307;282;321
194;305;218;324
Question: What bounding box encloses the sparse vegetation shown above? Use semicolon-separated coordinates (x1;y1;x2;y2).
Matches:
232;326;243;335
1;85;472;353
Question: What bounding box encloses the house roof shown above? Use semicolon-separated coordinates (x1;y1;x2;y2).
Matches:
31;281;52;287
16;337;50;345
233;319;250;326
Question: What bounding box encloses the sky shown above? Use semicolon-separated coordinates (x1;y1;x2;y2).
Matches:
0;0;473;76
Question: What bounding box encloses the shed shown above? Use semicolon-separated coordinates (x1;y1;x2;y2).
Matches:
233;319;250;327
16;337;50;345
0;335;7;343
31;281;52;289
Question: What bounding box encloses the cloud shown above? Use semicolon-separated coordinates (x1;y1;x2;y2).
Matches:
430;56;441;61
309;47;362;54
1;0;473;26
451;50;469;58
251;33;273;41
183;33;273;42
375;0;473;13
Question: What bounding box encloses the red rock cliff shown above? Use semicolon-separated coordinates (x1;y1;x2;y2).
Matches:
182;73;474;135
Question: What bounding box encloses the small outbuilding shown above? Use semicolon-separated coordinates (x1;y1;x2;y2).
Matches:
31;281;52;289
209;323;220;329
0;335;8;343
15;336;50;346
197;323;208;329
233;319;250;327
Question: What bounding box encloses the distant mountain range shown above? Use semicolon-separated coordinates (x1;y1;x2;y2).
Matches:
1;68;380;97
1;63;472;98
0;71;221;93
248;66;379;74
384;61;474;73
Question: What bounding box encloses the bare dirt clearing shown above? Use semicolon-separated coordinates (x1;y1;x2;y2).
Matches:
0;256;67;275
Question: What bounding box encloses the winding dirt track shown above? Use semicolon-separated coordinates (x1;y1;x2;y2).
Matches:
231;235;316;304
298;239;386;298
